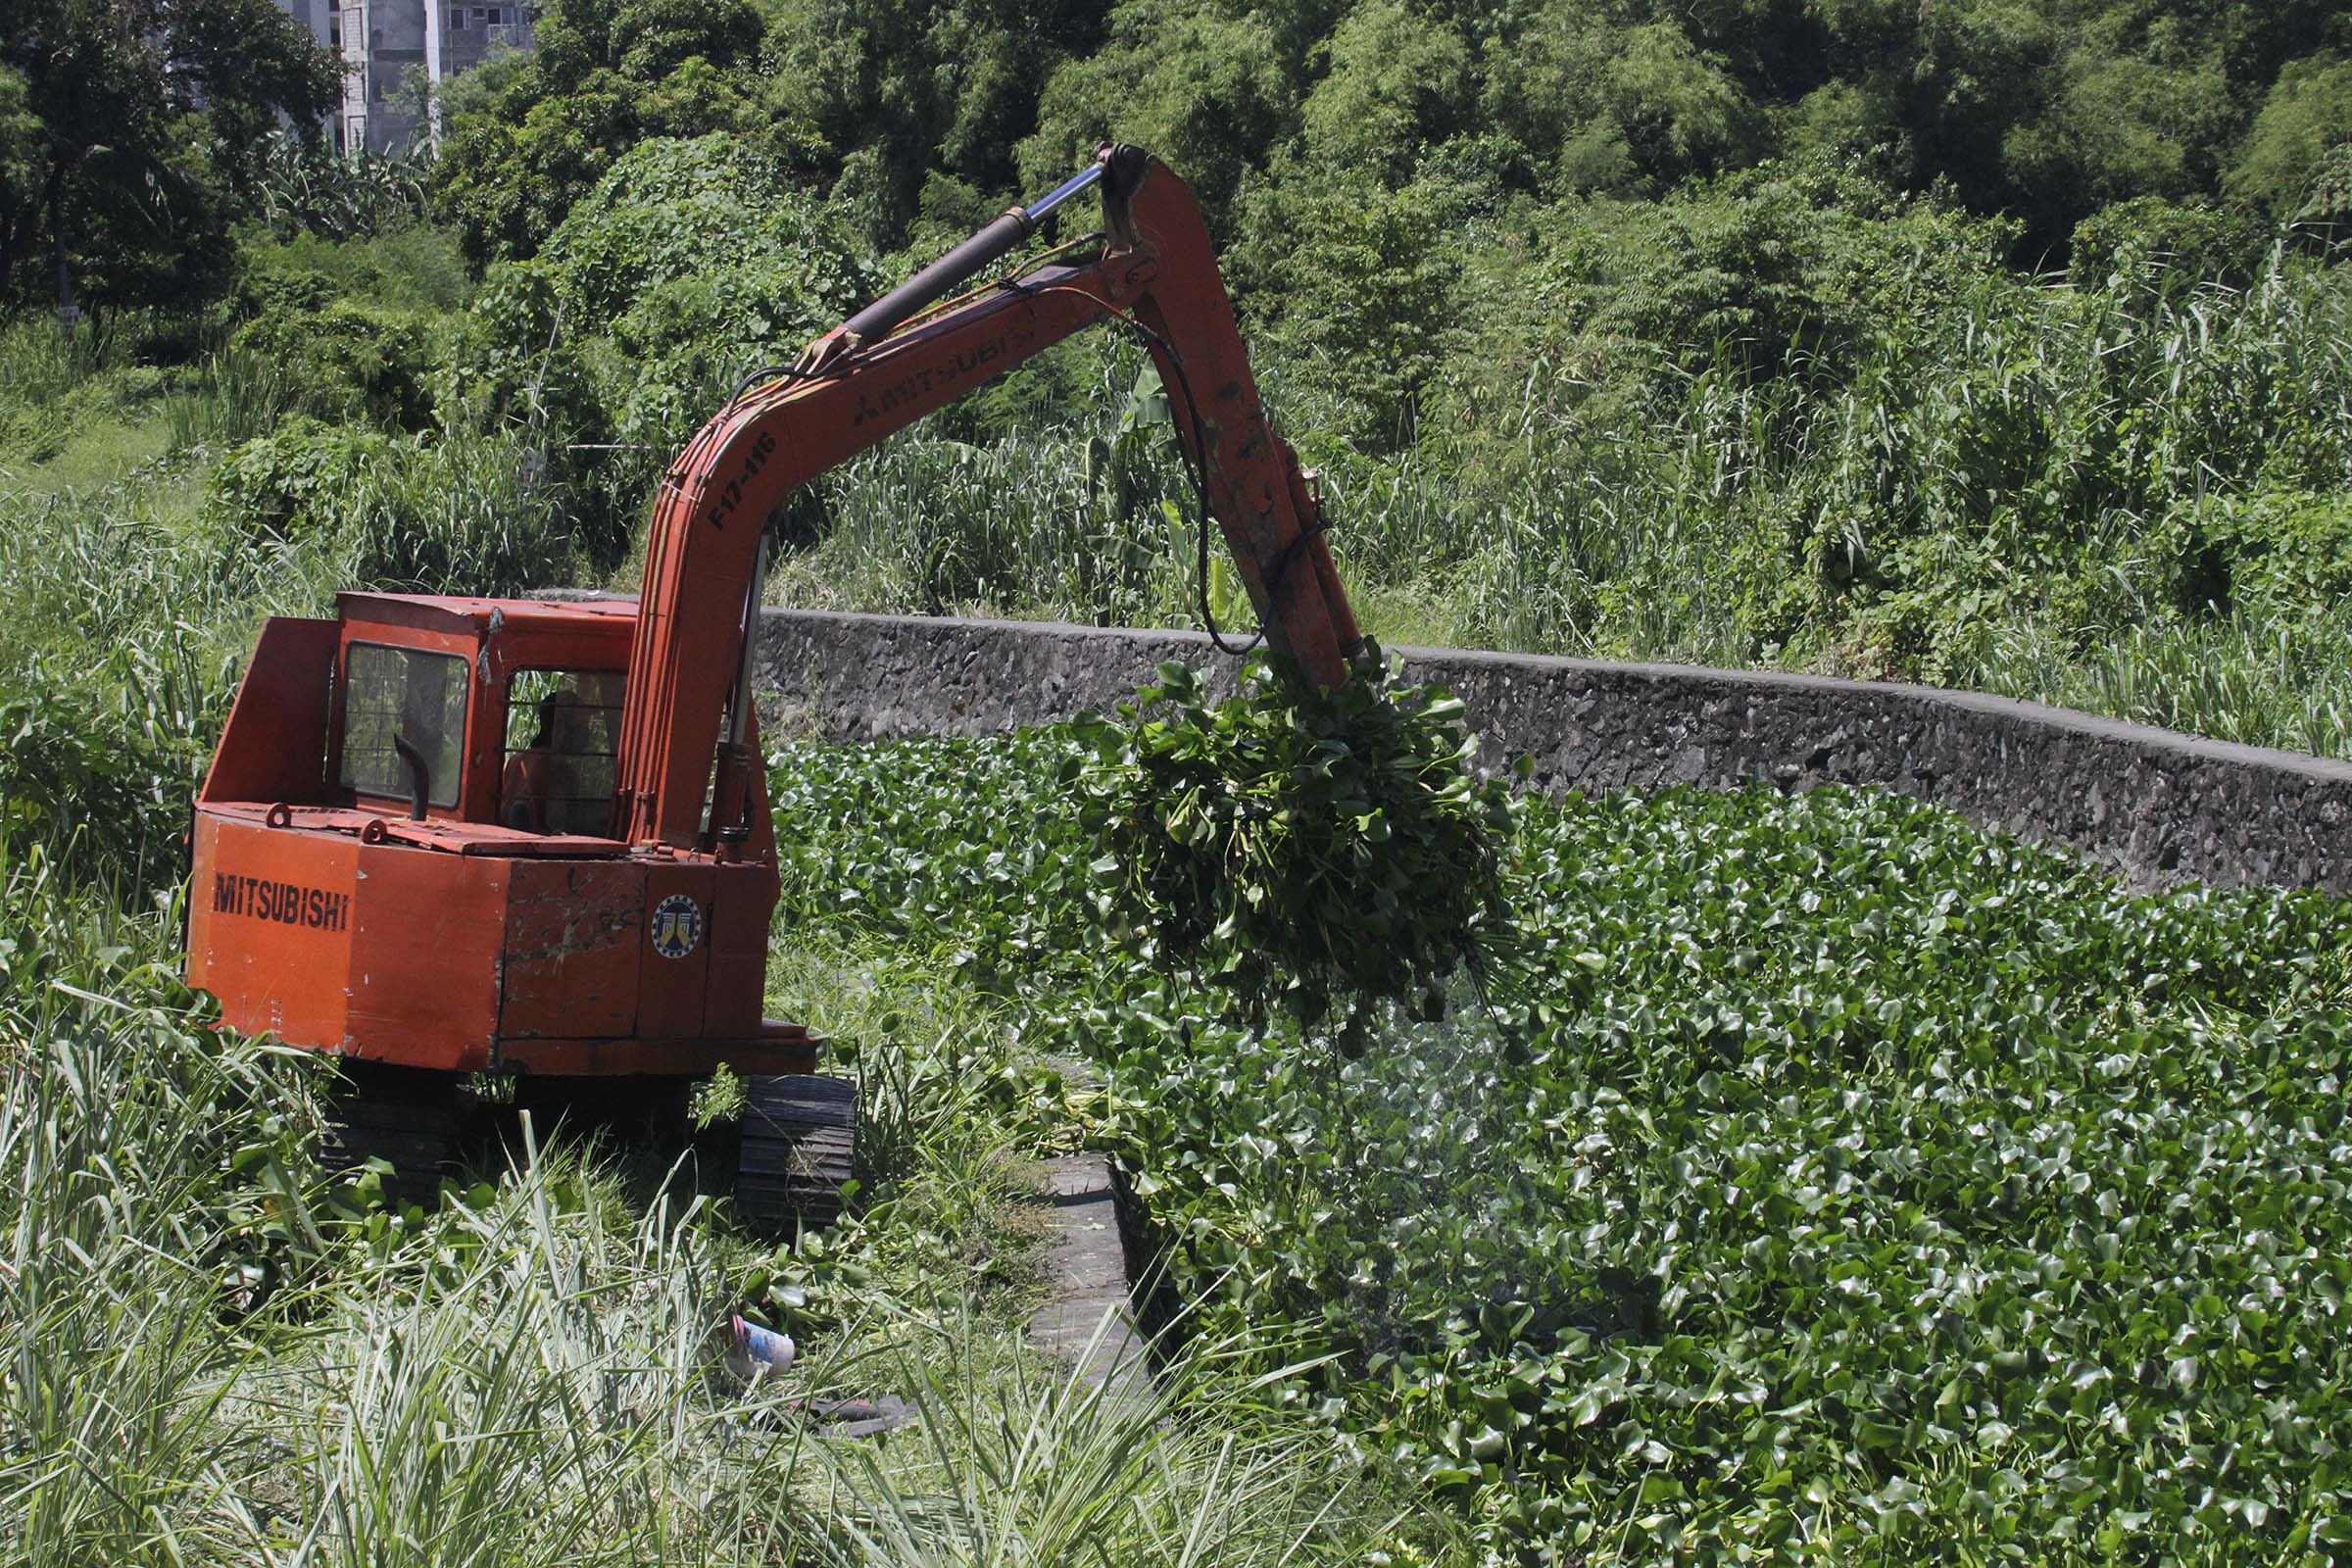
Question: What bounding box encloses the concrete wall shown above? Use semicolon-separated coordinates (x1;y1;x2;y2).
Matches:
751;609;2352;895
280;0;332;47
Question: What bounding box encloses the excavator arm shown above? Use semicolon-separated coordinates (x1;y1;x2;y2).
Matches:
614;144;1365;853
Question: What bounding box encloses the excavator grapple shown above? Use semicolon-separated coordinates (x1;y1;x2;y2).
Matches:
184;144;1361;1228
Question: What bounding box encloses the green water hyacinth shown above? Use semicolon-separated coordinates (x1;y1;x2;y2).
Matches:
1065;649;1519;1049
767;729;2352;1561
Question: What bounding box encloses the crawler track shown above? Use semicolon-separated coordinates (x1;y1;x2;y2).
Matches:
319;1062;467;1204
738;1074;858;1233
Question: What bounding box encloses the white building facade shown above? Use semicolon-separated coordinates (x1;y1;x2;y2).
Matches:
274;0;534;154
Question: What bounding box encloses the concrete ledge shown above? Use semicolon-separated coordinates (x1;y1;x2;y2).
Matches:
1026;1153;1152;1399
753;608;2352;895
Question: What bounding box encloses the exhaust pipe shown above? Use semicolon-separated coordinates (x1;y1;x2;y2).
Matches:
391;733;430;821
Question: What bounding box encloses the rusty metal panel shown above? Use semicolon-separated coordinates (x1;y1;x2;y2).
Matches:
205;802;626;858
498;859;641;1039
499;1030;815;1077
346;840;508;1070
187;814;357;1047
704;861;777;1039
199;617;337;806
635;862;714;1040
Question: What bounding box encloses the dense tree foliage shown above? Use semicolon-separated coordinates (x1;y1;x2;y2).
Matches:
0;0;337;315
428;0;2351;266
414;0;2352;459
441;134;877;556
430;0;783;264
5;0;2347;760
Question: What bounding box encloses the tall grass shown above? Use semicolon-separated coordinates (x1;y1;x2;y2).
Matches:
0;316;122;408
782;430;1194;626
776;256;2352;759
0;858;1417;1565
160;342;299;450
1970;609;2352;757
794;1309;1398;1567
1;852;320;1564
341;429;581;596
248;1151;807;1568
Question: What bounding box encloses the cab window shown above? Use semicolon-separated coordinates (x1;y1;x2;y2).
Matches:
339;644;466;807
500;669;623;835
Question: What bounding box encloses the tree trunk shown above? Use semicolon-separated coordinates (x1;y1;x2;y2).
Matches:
0;198;17;301
44;153;72;342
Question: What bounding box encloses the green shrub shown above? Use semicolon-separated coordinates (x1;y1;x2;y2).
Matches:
2294;142;2352;251
345;430;578;597
2070;196;2270;294
450;135;876;550
1297;0;1475;184
1236;173;1454;449
227;259;338;323
204;420;573;596
227;299;438;431
0;679;207;888
206;417;396;538
537;136;872;336
2225;53;2352;220
438;261;604;445
252;127;436;243
235;223;471;316
2180;488;2352;612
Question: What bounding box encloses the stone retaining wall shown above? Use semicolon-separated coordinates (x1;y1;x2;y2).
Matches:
751;608;2352;895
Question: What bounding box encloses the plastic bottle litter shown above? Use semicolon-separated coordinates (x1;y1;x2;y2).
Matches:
730;1314;795;1375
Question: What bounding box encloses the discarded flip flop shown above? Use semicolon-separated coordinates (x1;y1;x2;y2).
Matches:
804;1395;914;1438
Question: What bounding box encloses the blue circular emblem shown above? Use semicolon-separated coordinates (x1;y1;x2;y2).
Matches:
651;893;704;959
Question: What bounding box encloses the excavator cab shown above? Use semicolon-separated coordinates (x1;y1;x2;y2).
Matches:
330;593;631;834
186;592;810;1083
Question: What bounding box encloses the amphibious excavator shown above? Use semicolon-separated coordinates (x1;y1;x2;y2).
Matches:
183;145;1363;1227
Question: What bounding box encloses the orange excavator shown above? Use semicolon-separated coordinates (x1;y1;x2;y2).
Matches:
183;145;1363;1226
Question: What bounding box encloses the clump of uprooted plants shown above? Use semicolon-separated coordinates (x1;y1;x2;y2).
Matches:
1065;649;1520;1053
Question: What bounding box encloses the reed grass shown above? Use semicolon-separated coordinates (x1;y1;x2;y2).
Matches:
774;257;2352;760
0;865;1418;1566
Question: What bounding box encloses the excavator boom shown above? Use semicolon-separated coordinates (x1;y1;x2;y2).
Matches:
618;144;1363;851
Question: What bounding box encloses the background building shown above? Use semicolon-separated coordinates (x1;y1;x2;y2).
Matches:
273;0;534;154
